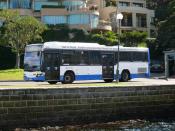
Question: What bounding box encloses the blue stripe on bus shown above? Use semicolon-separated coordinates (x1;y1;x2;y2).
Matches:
60;73;149;81
24;75;45;81
60;75;102;81
76;75;102;80
25;72;149;82
130;73;149;79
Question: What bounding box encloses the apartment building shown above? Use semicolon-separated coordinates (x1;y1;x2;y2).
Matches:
97;0;155;37
0;0;99;30
0;0;155;37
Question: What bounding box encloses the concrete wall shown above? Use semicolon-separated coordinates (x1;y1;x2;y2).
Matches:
0;85;175;129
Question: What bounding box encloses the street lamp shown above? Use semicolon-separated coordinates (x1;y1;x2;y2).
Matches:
116;13;123;83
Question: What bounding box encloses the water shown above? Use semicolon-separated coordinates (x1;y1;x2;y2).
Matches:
15;120;175;131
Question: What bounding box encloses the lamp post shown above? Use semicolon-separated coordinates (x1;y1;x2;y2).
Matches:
116;13;123;83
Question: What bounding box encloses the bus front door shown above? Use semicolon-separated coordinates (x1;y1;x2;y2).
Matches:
101;54;114;82
44;53;60;83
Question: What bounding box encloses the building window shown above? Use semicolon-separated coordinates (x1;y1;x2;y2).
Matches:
89;51;101;65
9;0;32;9
69;14;89;25
119;52;132;61
63;1;85;11
136;14;147;27
119;2;129;7
0;0;8;9
90;14;99;28
34;0;58;11
121;13;132;27
132;52;148;61
42;16;67;25
133;3;143;7
150;17;155;25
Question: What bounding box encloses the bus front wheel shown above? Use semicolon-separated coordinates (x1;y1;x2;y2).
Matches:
62;72;74;84
121;70;130;82
48;81;57;84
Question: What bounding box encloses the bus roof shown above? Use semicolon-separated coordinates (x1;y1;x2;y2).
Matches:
25;43;43;52
42;41;148;52
26;43;43;47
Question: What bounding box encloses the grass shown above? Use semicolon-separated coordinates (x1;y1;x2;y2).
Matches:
0;69;23;81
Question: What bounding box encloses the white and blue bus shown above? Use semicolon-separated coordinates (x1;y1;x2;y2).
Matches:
24;44;45;81
41;41;150;84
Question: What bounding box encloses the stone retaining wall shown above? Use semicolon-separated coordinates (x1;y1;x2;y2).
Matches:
0;85;175;129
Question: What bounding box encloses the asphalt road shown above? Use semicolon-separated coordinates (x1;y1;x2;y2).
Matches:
0;73;175;89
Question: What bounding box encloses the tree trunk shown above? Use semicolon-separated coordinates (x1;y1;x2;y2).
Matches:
15;52;20;69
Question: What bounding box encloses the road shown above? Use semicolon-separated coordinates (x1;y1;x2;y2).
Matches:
0;73;175;89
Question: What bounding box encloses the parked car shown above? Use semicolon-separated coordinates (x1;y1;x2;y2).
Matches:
150;64;164;73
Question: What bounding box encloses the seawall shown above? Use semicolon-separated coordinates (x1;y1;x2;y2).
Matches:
0;85;175;129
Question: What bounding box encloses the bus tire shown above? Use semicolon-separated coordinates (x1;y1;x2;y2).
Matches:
62;72;74;84
121;70;130;82
104;79;113;83
48;81;57;84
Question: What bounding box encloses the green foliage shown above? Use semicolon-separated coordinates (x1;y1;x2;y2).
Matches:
157;14;175;51
0;10;46;53
106;0;116;7
91;31;118;46
0;10;47;68
138;42;147;47
145;38;162;59
168;0;175;16
146;0;171;10
120;31;147;47
42;24;89;42
146;0;175;58
42;24;69;42
69;29;89;42
0;46;16;69
156;0;175;52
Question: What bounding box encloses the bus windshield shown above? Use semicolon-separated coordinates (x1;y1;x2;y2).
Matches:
24;51;41;71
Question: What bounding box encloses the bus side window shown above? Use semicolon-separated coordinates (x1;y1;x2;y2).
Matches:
72;51;89;65
40;53;44;71
132;52;147;61
118;52;132;62
89;51;101;65
37;51;40;56
62;50;74;65
81;51;89;65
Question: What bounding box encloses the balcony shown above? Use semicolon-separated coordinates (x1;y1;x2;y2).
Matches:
69;7;99;16
118;6;149;14
41;8;68;16
96;20;112;31
9;9;33;16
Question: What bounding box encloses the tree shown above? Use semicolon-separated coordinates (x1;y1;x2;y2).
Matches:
69;29;89;42
42;24;89;42
146;0;175;58
42;24;70;42
91;31;118;46
157;14;175;51
0;10;47;68
120;31;147;47
156;0;175;52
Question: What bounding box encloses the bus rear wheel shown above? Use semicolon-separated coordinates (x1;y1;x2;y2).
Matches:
62;72;74;84
121;70;130;82
104;79;113;83
48;81;57;84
